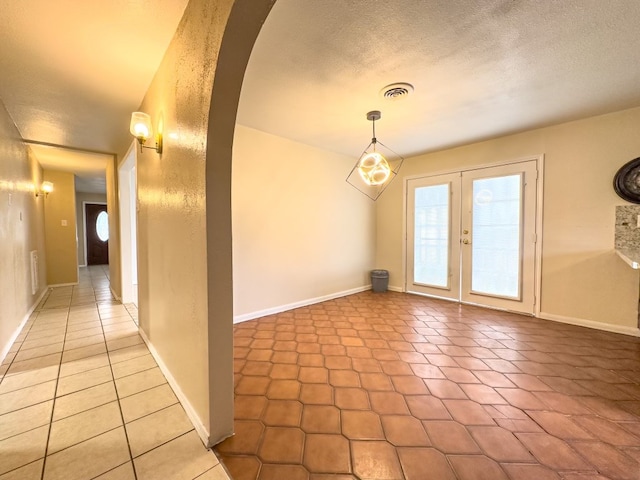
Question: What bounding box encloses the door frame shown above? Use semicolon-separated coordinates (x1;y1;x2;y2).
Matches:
118;141;139;305
83;201;108;267
402;154;545;316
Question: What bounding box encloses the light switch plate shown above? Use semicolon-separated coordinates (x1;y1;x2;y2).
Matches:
61;219;68;226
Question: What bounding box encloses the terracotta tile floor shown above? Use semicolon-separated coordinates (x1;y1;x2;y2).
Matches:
0;266;229;480
217;291;640;480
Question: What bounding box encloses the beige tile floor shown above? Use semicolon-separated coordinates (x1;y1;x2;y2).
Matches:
0;266;229;480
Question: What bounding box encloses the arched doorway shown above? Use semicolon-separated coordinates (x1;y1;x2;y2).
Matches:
125;0;276;448
204;0;276;444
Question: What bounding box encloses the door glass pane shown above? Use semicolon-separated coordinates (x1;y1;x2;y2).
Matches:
471;175;521;298
414;184;449;288
96;211;109;242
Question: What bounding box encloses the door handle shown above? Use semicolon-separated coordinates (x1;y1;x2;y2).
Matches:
462;239;470;244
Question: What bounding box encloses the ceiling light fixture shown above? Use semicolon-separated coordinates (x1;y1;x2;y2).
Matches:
130;112;163;154
346;111;403;201
35;181;54;198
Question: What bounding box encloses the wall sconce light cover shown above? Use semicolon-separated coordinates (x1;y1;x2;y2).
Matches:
130;111;163;154
36;181;54;197
130;112;153;140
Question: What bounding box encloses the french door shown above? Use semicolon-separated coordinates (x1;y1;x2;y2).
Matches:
406;160;538;314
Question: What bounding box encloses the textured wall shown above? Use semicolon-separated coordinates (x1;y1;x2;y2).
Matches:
133;0;230;440
0;99;47;361
106;156;121;299
232;125;375;318
377;106;640;332
204;0;276;443
43;170;78;285
75;191;107;266
130;0;274;444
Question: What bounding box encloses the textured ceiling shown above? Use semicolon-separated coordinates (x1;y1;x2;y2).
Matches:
238;0;640;158
0;0;189;192
3;0;640;194
28;144;111;194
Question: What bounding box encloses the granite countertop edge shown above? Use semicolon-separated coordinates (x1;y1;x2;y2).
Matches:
616;248;640;269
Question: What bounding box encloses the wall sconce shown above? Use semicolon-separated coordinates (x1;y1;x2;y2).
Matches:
346;111;403;201
130;112;163;154
35;181;54;198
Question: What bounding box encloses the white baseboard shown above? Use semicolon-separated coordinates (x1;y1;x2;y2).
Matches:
49;282;79;287
389;289;640;338
0;287;49;364
110;286;122;302
234;285;372;324
538;311;640;338
137;328;211;446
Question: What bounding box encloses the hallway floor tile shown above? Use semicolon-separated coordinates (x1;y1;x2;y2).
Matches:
0;266;229;480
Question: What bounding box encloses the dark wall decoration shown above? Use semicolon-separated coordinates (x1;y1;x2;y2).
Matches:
614;157;640;204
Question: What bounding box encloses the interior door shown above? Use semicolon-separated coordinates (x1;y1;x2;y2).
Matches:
407;160;538;315
86;203;109;265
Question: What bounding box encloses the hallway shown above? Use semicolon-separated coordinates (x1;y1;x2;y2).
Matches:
0;266;228;480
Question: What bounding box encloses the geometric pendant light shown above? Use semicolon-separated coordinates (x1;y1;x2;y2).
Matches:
346;110;404;201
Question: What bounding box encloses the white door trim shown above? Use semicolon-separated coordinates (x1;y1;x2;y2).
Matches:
118;142;139;305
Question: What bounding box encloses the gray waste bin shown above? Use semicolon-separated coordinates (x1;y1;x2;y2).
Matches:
371;269;389;292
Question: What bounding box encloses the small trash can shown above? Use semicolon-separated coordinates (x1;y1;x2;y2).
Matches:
371;269;389;293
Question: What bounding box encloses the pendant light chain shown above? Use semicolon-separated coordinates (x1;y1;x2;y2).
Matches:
372;117;377;144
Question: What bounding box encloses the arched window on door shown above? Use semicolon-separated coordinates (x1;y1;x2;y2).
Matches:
96;211;109;242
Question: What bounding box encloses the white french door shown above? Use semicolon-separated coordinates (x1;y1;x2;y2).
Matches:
406;160;538;315
407;173;461;302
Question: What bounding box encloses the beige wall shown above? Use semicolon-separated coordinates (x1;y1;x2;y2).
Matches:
0;99;48;360
127;0;274;445
75;191;107;267
377;106;640;332
43;170;78;286
133;0;226;443
204;0;275;443
106;157;121;299
232;125;375;319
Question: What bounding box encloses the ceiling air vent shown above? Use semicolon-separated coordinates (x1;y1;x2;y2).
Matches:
380;82;414;100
